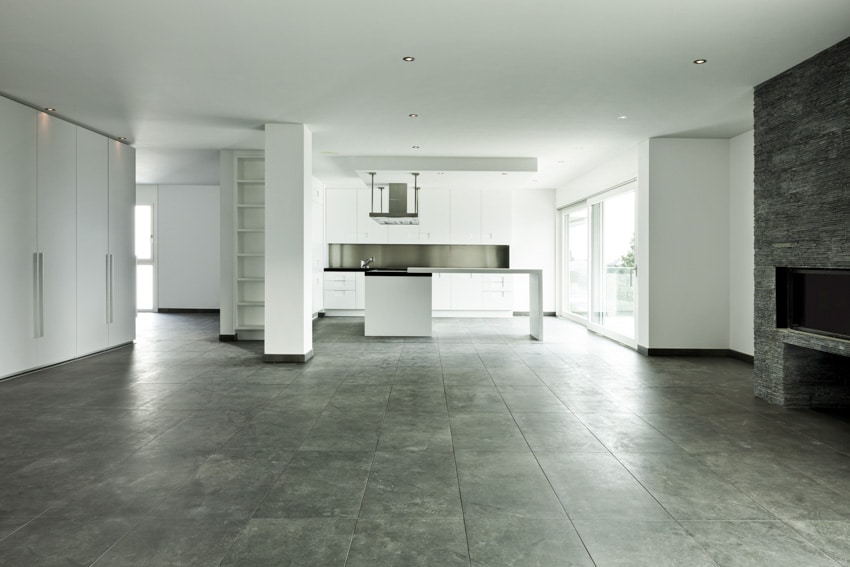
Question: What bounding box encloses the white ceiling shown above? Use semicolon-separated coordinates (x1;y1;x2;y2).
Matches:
2;0;849;189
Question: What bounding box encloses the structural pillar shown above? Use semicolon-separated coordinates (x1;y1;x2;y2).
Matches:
263;123;313;362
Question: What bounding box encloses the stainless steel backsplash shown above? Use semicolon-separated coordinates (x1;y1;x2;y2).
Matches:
328;244;510;269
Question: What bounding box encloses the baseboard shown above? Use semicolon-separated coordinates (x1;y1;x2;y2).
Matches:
264;350;314;363
637;346;754;362
158;308;220;314
218;334;237;342
728;350;755;363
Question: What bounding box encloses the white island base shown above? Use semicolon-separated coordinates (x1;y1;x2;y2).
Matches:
364;274;433;337
409;267;543;340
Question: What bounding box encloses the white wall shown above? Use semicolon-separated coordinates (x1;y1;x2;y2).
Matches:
511;188;556;312
641;138;730;350
728;131;755;356
556;147;638;208
157;185;220;309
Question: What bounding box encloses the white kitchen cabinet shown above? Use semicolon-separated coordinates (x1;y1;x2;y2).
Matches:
481;274;515;310
481;188;512;244
431;273;452;310
75;127;109;356
387;223;420;244
418;187;451;244
450;189;482;244
108;140;136;346
0;97;37;378
450;273;483;309
36;113;78;366
323;271;363;310
325;188;357;243
356;188;388;243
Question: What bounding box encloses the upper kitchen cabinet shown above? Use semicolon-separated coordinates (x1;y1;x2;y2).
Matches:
0;97;37;378
107;140;136;346
450;188;512;245
36;113;79;366
76;127;110;356
450;189;482;244
481;188;512;244
417;187;451;244
325;188;358;243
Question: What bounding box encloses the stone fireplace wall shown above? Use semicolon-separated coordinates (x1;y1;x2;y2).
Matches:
753;36;850;406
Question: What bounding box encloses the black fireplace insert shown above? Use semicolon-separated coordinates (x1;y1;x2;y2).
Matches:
777;268;850;340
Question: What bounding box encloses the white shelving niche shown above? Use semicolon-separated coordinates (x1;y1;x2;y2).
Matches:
234;155;266;339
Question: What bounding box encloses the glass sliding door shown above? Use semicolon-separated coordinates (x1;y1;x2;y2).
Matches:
560;181;637;346
589;185;636;342
562;207;589;320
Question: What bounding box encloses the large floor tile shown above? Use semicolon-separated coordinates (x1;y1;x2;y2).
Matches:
254;450;372;518
450;412;529;451
377;411;453;452
298;409;384;451
513;412;608;452
0;517;134;566
346;518;469;567
683;520;843;567
574;520;717;566
219;518;355;567
617;452;774;520
537;452;671;520
456;451;566;519
360;450;462;518
466;517;594;566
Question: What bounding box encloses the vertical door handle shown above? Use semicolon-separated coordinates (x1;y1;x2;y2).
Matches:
33;252;43;338
107;254;114;324
106;254;111;324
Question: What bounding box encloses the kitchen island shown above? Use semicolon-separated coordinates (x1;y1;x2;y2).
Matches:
364;270;433;337
408;267;544;340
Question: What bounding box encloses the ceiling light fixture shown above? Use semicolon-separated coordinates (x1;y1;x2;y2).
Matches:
408;113;418;118
693;58;708;64
412;145;420;149
617;115;628;120
44;107;56;112
117;137;127;141
402;56;415;62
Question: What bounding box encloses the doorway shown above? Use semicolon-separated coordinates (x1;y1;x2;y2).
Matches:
560;181;637;347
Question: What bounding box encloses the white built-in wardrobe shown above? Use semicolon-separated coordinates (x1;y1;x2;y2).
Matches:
0;95;135;379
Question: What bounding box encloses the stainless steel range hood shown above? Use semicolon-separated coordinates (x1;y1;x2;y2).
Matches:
368;172;420;225
370;183;419;225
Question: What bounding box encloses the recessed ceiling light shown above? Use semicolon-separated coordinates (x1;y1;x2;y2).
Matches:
402;56;415;62
693;58;707;65
117;137;127;141
44;107;56;112
412;145;420;149
408;113;418;118
617;115;628;120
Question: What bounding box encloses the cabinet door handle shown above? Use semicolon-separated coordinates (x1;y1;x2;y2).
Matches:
106;254;114;324
33;252;44;338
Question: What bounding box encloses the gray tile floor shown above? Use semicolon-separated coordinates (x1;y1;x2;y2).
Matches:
1;313;850;566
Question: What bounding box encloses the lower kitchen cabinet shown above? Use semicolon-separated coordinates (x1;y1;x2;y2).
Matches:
323;272;365;312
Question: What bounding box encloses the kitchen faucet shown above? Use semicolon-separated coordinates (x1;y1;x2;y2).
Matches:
360;257;374;269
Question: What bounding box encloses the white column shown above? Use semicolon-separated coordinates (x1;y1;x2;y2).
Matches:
264;123;313;362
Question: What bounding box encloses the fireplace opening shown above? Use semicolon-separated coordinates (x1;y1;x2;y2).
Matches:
777;268;850;340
